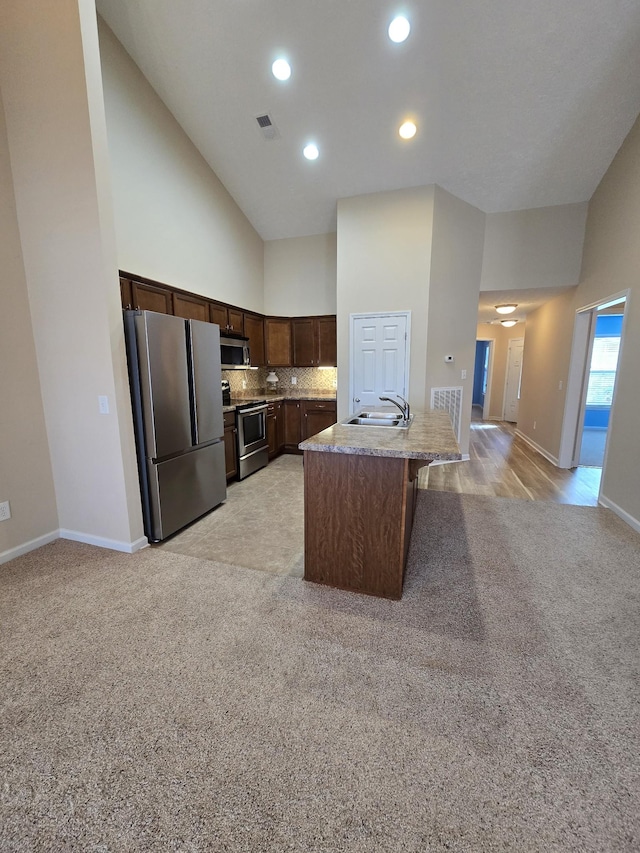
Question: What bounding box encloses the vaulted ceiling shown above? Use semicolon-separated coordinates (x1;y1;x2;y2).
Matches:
96;0;640;246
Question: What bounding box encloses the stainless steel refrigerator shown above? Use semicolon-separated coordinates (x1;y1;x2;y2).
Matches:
124;309;227;542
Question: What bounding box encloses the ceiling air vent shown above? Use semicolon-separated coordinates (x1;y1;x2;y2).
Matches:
255;113;280;141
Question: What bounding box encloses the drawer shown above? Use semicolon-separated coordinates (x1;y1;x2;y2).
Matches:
304;401;336;411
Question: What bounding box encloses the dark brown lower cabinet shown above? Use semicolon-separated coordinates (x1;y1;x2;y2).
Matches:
303;451;427;599
223;411;238;480
301;400;337;440
284;400;302;451
283;399;336;451
267;401;284;459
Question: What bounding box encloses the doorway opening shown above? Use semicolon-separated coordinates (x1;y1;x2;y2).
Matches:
558;292;628;476
577;311;623;467
473;339;493;421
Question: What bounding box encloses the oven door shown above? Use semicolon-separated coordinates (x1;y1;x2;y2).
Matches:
237;404;268;456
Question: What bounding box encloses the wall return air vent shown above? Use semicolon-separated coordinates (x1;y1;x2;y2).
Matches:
255;113;280;140
431;386;463;443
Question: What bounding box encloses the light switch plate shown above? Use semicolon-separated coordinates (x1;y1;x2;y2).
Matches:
0;501;11;521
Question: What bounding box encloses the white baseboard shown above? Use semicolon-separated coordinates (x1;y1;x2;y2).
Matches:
0;530;59;566
598;495;640;534
59;529;149;553
514;429;560;466
0;529;149;566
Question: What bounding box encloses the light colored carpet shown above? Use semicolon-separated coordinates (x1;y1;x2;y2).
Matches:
1;492;639;851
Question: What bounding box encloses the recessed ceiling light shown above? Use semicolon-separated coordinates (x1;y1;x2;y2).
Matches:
495;304;518;314
399;121;417;140
388;15;411;43
303;143;319;161
271;58;291;81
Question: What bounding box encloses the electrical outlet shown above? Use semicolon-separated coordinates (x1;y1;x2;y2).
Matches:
461;369;467;380
242;379;247;389
533;421;537;430
291;376;297;385
98;395;109;414
558;380;563;390
0;500;11;521
332;379;337;388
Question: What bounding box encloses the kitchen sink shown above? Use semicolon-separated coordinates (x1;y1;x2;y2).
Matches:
342;412;413;429
353;412;399;420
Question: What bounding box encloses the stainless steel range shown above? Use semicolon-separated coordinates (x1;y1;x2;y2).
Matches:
236;399;269;479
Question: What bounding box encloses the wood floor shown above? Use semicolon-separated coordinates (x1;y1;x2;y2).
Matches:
423;411;602;506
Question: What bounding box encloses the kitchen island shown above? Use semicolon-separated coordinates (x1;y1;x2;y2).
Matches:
299;410;461;599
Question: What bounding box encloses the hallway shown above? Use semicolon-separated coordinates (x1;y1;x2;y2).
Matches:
423;410;602;506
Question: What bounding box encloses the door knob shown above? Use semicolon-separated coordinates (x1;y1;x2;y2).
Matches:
354;397;360;403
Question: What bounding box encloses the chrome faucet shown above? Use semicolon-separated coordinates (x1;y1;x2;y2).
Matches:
379;394;411;422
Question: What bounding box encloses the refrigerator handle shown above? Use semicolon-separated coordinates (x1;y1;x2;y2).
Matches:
185;322;199;446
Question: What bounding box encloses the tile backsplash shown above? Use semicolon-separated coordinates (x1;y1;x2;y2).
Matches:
223;366;337;395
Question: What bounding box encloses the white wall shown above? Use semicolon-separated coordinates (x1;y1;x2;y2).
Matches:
517;290;577;462
336;187;434;420
516;114;640;529
264;233;337;316
98;19;264;313
573;116;640;527
0;0;144;553
481;203;587;291
0;88;59;561
427;187;486;453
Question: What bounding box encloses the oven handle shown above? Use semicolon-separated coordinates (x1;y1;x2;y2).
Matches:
238;403;268;415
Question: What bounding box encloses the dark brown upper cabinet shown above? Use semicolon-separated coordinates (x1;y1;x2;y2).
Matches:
211;302;244;335
243;312;265;366
316;316;337;366
291;318;315;366
119;272;336;370
129;280;173;314
265;318;292;367
292;316;337;367
173;291;210;322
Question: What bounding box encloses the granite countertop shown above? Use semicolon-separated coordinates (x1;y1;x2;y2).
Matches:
298;410;462;462
270;390;337;401
223;389;337;414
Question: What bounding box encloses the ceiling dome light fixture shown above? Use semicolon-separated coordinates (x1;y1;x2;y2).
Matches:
500;319;518;327
271;58;291;81
495;303;517;314
388;15;411;43
399;121;417;140
303;143;319;161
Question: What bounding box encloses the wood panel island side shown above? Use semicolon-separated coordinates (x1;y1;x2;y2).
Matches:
299;411;461;600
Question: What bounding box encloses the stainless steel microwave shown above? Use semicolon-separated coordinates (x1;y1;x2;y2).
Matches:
220;334;250;369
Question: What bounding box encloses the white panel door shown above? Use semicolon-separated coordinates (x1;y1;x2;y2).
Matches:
503;338;524;422
351;314;409;410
